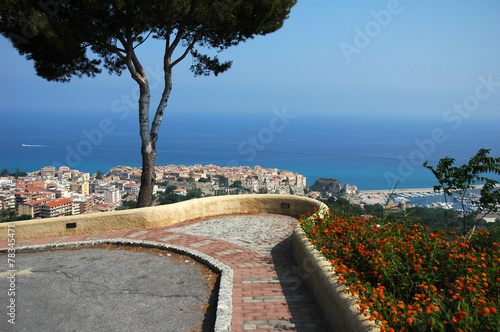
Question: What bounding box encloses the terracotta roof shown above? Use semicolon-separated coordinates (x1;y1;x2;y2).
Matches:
97;204;114;208
27;198;52;206
45;199;72;208
26;187;43;192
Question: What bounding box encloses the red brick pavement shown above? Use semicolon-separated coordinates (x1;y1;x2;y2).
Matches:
1;216;331;331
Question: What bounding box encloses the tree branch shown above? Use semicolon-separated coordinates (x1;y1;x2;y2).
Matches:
106;44;127;61
150;40;174;139
133;31;153;50
170;36;198;69
168;24;186;56
119;31;151;146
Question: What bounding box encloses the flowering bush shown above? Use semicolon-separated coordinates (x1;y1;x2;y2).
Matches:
300;209;500;331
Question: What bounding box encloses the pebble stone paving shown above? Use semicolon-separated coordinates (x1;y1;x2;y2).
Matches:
0;214;332;331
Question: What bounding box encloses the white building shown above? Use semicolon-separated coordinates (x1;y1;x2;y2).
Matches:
104;186;121;205
0;191;16;210
53;186;70;198
123;183;139;196
0;178;14;187
72;196;93;215
173;188;187;196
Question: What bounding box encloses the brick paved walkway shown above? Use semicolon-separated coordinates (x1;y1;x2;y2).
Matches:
1;215;331;331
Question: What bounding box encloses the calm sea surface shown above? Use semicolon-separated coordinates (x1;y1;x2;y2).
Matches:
1;110;498;190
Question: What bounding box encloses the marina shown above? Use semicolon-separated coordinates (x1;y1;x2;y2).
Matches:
353;186;492;212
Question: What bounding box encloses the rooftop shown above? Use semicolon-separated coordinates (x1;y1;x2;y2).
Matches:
44;198;72;208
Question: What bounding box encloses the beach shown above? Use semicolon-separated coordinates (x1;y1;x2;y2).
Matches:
353;188;439;205
353;185;489;206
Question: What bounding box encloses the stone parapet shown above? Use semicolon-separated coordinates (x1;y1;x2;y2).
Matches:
0;194;323;241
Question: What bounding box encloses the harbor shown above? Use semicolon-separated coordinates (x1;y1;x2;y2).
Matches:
352;186;491;212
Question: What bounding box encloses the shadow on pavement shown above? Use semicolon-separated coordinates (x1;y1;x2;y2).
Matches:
270;235;332;331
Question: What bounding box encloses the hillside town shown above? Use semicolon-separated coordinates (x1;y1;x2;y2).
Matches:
0;164;309;219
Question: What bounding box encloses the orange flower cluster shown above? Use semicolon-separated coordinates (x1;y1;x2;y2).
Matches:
300;210;500;331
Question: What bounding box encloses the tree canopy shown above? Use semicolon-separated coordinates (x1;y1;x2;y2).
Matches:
1;0;296;82
1;0;297;207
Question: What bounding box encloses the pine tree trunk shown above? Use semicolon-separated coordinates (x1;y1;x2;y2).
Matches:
133;40;174;208
137;143;156;207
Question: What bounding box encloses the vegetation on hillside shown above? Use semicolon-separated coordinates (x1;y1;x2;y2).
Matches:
0;209;31;223
1;167;27;179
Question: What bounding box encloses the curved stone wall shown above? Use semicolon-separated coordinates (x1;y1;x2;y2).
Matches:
0;194;324;241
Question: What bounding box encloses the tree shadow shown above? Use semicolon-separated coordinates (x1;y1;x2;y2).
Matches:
269;235;332;331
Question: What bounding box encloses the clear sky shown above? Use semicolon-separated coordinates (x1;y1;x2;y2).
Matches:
1;0;499;178
2;0;500;117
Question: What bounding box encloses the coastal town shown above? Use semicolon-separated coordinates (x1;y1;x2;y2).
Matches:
0;164;311;219
2;163;497;222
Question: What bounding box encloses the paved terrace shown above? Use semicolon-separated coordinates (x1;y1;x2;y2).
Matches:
0;195;338;331
1;214;330;331
1;195;378;331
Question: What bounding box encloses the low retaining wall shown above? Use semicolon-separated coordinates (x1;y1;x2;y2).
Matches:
292;224;379;332
0;194;324;241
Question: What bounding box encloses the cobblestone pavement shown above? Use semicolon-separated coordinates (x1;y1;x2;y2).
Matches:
1;214;331;331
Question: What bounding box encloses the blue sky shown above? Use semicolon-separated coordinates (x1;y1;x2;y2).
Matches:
2;0;499;118
1;0;499;182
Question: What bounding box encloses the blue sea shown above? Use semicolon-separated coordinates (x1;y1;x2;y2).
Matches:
1;109;498;190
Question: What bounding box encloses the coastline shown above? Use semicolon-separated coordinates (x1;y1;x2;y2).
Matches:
357;184;487;195
354;188;439;205
353;185;489;206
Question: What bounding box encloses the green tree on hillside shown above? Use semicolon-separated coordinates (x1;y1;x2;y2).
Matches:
0;0;297;207
0;168;9;177
231;180;242;188
424;148;500;239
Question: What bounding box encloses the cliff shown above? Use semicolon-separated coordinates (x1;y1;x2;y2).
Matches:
309;178;359;198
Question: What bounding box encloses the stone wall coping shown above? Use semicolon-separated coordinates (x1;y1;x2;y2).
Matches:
0;194;324;241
